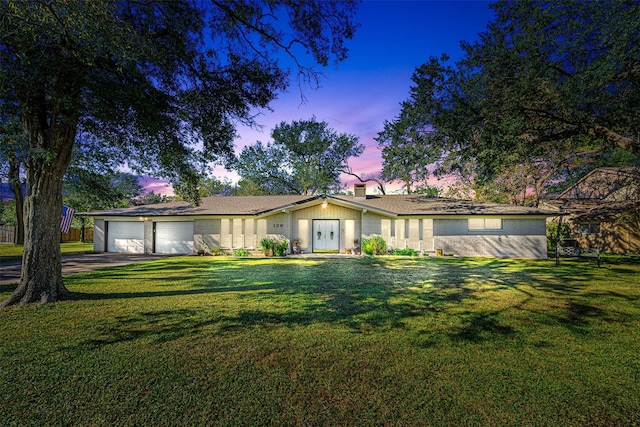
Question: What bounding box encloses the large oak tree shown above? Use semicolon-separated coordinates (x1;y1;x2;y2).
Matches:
462;0;640;158
380;0;640;202
235;117;363;195
0;0;358;306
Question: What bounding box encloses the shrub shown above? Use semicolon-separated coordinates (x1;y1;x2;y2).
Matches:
210;246;225;256
275;239;289;257
546;221;572;251
260;237;288;256
232;248;251;257
260;237;275;256
393;247;419;256
362;236;386;256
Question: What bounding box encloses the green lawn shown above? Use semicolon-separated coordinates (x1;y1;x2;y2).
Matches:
0;241;94;262
1;256;639;426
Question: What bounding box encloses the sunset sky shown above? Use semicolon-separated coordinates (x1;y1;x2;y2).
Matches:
2;1;498;200
212;0;497;195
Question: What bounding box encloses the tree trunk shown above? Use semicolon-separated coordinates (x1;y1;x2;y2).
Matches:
8;160;25;245
404;178;412;194
1;108;76;307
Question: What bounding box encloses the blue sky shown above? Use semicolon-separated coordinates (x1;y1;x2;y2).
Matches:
211;0;496;193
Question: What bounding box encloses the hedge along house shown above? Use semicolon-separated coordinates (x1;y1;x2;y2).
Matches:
82;184;557;258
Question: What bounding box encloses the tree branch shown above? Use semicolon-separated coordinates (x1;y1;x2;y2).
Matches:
338;165;386;195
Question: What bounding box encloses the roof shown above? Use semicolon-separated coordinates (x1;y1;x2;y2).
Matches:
543;198;639;221
81;195;315;217
543;166;639;220
82;194;558;218
558;167;640;199
331;195;557;216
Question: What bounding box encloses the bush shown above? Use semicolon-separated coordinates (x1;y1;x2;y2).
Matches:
210;247;226;256
260;237;288;256
260;237;275;256
232;247;251;257
362;236;386;255
393;247;419;256
275;239;289;256
546;221;571;251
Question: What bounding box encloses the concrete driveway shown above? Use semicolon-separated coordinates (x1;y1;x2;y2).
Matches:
0;253;172;286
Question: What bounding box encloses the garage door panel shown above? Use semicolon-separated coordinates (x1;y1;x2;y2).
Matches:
112;238;144;253
155;222;194;254
107;222;144;253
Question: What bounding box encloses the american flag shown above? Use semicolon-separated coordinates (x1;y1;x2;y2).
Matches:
60;205;75;233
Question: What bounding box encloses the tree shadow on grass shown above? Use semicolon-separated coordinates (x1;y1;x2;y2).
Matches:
83;308;207;348
449;312;516;343
70;257;636;349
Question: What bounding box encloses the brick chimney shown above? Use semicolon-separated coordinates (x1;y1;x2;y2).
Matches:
354;183;366;200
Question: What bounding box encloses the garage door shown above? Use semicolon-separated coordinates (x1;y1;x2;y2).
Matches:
155;221;194;254
107;221;144;253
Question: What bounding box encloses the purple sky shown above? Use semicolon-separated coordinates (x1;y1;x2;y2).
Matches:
143;1;497;196
207;0;496;194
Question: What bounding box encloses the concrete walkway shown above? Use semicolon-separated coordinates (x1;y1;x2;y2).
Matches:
0;253;171;286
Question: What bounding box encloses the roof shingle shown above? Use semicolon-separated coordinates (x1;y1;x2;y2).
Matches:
332;195;557;216
82;194;557;217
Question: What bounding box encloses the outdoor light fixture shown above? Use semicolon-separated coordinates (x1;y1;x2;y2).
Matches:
322;196;327;208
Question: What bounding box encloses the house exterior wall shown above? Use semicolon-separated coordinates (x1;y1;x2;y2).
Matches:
144;220;153;254
363;215;436;252
266;213;289;240
292;204;361;253
433;218;547;258
194;219;221;252
569;220;640;254
434;218;546;236
90;207;550;258
362;212;384;237
362;214;547;258
194;217;266;251
433;235;547;258
94;219;105;252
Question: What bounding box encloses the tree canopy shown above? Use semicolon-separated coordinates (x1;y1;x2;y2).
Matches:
376;113;438;194
379;0;640;203
0;0;358;306
235;117;363;195
463;0;640;157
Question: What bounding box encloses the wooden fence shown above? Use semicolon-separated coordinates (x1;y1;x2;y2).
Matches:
0;225;15;244
61;228;94;243
0;226;93;244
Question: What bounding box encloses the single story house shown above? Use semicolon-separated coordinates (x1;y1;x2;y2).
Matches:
542;167;640;254
82;184;558;259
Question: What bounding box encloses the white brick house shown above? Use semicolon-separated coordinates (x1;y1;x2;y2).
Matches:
84;184;557;258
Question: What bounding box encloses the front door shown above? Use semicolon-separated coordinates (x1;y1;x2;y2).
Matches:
313;219;340;253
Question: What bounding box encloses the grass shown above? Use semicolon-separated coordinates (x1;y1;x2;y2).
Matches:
1;256;639;426
0;241;94;262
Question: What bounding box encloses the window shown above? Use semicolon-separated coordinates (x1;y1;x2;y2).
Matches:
468;218;502;231
578;222;600;235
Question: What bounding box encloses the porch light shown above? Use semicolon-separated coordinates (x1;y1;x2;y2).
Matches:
322;196;327;208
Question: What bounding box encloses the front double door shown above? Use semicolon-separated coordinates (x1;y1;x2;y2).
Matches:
313;220;340;253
